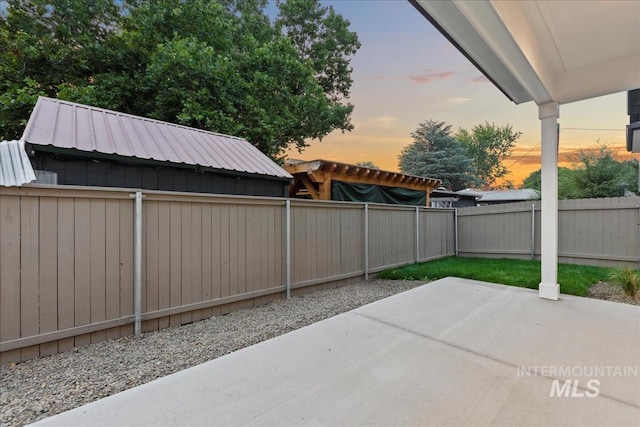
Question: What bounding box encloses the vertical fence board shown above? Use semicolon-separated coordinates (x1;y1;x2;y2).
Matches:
145;201;159;332
210;204;222;300
56;198;75;352
274;205;283;288
191;204;203;322
73;199;91;348
119;200;134;336
247;206;260;292
253;206;273;290
20;196;40;359
39;198;58;356
180;203;193;324
237;205;246;294
105;200;121;340
169;202;182;326
331;208;342;276
265;206;276;288
157;202;171;329
290;206;301;284
90;199;106;344
201;203;213;319
220;205;230;299
228;205;239;299
0;195;21;363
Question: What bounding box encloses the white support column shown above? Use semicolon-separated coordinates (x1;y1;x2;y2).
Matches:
539;102;560;300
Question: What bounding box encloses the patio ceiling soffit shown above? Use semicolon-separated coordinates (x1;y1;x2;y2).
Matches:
411;0;640;106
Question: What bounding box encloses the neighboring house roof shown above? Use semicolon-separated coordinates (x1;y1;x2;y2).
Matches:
21;97;292;180
478;189;539;202
0;140;36;187
460;189;539;203
455;188;484;198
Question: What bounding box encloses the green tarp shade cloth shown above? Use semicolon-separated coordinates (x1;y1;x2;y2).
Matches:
331;180;426;206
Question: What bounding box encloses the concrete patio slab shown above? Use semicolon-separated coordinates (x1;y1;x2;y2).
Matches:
32;278;640;426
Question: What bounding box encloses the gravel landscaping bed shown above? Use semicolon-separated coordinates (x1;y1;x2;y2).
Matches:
586;281;640;305
0;279;425;427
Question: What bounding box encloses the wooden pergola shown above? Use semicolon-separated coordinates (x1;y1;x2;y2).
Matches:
285;159;441;206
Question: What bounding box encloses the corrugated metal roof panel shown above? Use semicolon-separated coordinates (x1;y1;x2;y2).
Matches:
21;97;292;180
0;140;36;187
477;189;539;201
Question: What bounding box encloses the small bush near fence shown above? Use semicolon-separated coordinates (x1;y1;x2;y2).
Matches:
609;267;640;297
377;256;613;296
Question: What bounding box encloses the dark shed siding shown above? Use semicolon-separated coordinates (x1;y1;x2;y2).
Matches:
33;152;287;197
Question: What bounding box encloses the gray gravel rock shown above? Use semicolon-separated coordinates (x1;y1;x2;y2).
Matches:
0;279;425;427
586;281;640;305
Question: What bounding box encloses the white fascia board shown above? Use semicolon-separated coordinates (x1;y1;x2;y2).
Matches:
452;1;552;105
414;0;552;105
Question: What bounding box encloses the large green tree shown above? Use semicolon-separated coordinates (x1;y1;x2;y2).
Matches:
399;120;480;191
0;0;125;140
0;0;360;159
456;122;521;187
567;146;638;198
520;167;575;199
520;145;638;199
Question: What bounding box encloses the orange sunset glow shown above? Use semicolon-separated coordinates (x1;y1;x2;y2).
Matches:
286;1;634;187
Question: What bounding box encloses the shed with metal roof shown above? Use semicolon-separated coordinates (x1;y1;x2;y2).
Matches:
20;97;292;196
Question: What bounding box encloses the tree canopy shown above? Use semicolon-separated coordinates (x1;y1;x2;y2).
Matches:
456;122;521;187
0;0;360;159
398;120;480;191
355;161;379;169
520;145;638;199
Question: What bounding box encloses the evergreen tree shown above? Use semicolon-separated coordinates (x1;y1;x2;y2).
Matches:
399;120;480;191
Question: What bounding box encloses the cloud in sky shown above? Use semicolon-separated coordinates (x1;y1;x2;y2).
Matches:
362;75;388;81
408;71;454;84
446;97;471;104
369;115;397;126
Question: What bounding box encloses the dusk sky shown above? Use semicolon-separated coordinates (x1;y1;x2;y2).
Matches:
286;1;632;186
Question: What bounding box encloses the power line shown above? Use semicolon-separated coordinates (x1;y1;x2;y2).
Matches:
505;143;540;169
561;127;623;131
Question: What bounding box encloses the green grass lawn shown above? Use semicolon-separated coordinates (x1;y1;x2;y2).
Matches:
377;257;613;296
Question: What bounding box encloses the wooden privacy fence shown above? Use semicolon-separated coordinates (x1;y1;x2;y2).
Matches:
457;196;640;267
0;185;455;363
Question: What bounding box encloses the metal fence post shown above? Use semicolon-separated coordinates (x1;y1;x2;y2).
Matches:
285;199;291;299
637;203;640;269
454;209;459;256
531;203;536;260
415;206;420;263
364;204;369;281
133;191;143;336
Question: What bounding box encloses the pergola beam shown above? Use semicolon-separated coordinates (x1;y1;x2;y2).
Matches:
285;159;441;204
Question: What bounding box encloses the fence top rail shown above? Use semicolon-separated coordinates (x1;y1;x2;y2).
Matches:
0;184;289;205
0;184;135;200
458;207;534;216
143;191;285;206
289;199;366;209
1;184;456;211
457;197;640;215
557;205;640;212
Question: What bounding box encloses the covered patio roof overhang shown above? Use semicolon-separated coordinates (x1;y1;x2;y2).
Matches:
411;0;640;300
